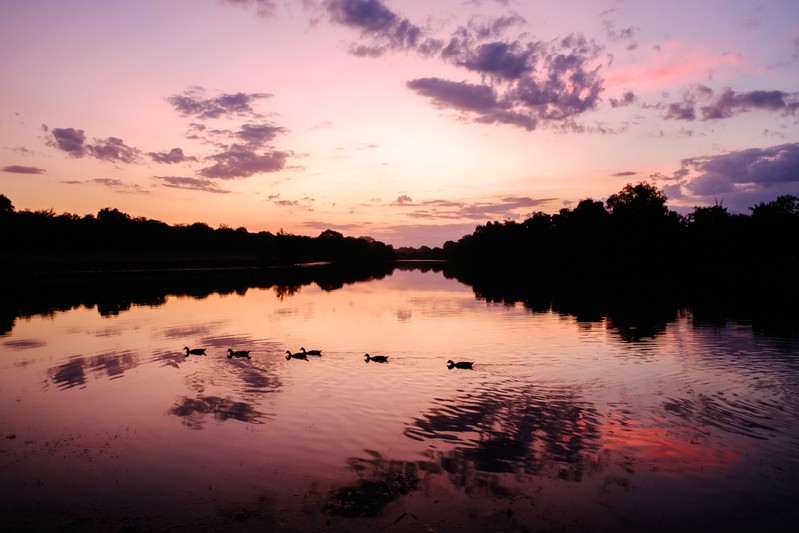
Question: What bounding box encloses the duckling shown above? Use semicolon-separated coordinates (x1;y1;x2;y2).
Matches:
364;353;389;363
227;349;251;359
286;350;308;360
447;360;473;370
300;347;322;356
183;347;206;357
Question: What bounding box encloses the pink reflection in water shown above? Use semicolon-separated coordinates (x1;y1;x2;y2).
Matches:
0;268;797;531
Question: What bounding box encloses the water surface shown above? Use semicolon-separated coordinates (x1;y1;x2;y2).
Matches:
1;267;797;531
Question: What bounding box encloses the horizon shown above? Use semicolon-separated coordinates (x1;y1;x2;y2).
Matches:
2;0;798;247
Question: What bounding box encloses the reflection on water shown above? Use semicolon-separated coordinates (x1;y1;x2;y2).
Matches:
1;265;798;531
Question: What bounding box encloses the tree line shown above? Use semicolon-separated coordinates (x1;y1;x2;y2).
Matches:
442;182;799;279
0;194;393;271
2;183;798;275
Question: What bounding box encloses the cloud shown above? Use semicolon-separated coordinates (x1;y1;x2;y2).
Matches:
235;123;287;147
48;127;87;156
664;86;799;121
408;29;604;129
167;87;271;120
87;137;142;164
324;0;439;56
148;147;198;164
609;90;636;108
199;145;289;179
394;195;555;221
676;143;799;197
154;176;231;194
394;194;413;205
611;170;637;177
2;165;45;174
62;178;150;194
47;127;142;163
219;0;277;17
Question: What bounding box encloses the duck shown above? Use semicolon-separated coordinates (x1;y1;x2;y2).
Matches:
300;347;322;356
286;350;308;360
447;360;473;370
183;347;206;357
227;349;251;359
364;353;389;363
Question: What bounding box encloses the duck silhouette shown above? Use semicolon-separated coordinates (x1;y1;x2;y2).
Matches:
364;353;389;363
447;360;473;370
286;350;308;361
300;347;322;356
227;349;251;359
183;347;206;357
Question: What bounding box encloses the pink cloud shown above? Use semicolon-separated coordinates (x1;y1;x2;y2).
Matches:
605;41;748;91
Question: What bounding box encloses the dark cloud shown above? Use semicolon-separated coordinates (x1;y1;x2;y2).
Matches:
609;90;636;108
700;88;799;119
235;123;286;147
460;41;535;80
611;171;637;177
87;137;142;164
154;176;231;194
2;165;45;174
49;127;87;156
148;147;198;164
409;29;603;129
406;78;498;113
676;143;799;197
199;145;288;179
394;194;413;205
47;127;141;163
324;0;443;57
664;86;799;121
167;88;271;120
219;0;277;17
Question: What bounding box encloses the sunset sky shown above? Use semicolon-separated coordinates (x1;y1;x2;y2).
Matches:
2;0;798;247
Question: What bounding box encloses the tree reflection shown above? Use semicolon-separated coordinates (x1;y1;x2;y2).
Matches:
326;383;602;519
325;450;424;518
169;395;272;429
405;383;600;481
1;262;393;335
47;351;139;390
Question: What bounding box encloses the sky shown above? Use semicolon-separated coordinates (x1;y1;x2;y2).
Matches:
1;0;798;247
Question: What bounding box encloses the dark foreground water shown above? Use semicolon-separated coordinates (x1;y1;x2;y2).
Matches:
1;265;798;532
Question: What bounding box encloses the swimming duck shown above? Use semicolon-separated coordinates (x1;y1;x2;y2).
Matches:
286;350;308;360
364;353;389;363
447;360;473;370
183;347;206;357
300;347;322;356
227;349;251;359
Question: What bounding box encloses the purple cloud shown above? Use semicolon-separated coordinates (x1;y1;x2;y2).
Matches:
49;127;87;156
664;86;799;121
406;78;498;113
2;165;45;174
324;0;441;56
199;145;288;179
148;147;198;164
87;137;142;164
609;90;636;108
154;176;231;194
235;123;286;147
677;143;799;197
167;88;271;120
47;127;141;163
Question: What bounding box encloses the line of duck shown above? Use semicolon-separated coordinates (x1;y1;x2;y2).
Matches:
183;346;473;369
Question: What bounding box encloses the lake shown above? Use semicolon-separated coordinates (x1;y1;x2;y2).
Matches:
1;264;798;532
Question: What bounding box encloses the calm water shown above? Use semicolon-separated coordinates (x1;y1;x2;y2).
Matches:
1;266;798;532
